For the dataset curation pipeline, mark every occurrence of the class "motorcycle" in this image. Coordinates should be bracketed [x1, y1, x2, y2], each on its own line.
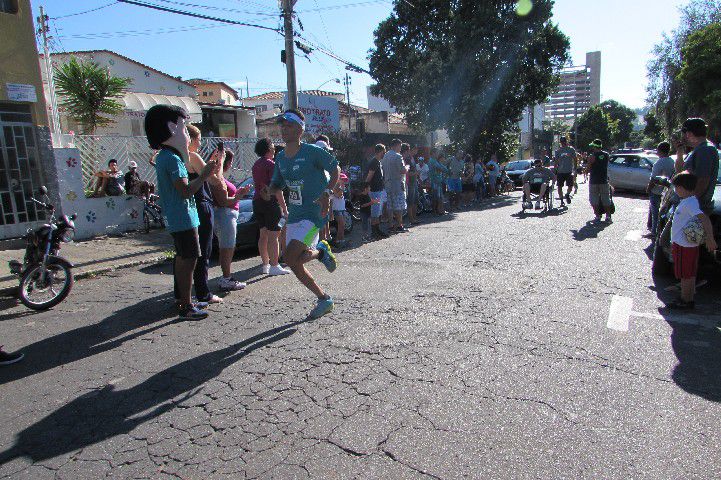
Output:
[8, 186, 77, 310]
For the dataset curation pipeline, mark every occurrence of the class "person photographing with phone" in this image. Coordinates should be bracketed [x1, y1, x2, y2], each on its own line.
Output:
[145, 105, 221, 320]
[268, 110, 341, 320]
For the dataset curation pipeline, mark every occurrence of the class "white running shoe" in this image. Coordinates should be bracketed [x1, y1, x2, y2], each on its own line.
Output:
[261, 264, 270, 274]
[268, 264, 291, 276]
[218, 277, 246, 291]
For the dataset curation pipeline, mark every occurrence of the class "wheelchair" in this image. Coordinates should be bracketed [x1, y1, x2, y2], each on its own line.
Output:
[521, 179, 554, 213]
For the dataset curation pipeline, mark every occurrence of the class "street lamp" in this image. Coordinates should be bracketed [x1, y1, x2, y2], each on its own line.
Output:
[317, 78, 341, 90]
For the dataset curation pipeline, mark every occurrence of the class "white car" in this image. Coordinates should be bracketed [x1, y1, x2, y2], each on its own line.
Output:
[607, 153, 659, 193]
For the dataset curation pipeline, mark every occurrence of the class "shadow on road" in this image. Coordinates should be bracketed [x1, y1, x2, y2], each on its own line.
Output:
[570, 220, 610, 241]
[651, 273, 721, 402]
[0, 319, 304, 464]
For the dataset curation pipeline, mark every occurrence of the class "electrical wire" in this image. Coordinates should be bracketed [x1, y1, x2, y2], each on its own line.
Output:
[153, 0, 277, 17]
[116, 0, 282, 33]
[57, 23, 229, 40]
[51, 2, 119, 20]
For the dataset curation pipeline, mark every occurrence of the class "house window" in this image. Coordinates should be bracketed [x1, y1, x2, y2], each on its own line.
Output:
[207, 91, 213, 96]
[273, 104, 283, 110]
[0, 0, 18, 13]
[202, 92, 208, 97]
[255, 105, 268, 113]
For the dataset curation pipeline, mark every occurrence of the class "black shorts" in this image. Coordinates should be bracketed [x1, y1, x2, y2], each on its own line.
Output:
[171, 228, 201, 259]
[557, 173, 573, 188]
[253, 198, 282, 231]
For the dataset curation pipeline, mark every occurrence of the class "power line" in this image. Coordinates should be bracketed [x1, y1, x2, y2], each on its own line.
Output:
[51, 2, 118, 20]
[153, 0, 277, 17]
[57, 24, 229, 40]
[116, 0, 281, 33]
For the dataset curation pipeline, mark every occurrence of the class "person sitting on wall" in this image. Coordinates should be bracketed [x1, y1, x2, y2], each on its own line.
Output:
[91, 159, 126, 197]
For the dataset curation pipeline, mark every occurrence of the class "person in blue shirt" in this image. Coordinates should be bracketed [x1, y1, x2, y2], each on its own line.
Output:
[269, 110, 341, 320]
[145, 104, 219, 320]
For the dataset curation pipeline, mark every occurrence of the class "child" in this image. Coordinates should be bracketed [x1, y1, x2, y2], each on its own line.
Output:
[330, 183, 347, 245]
[357, 182, 380, 242]
[666, 171, 717, 310]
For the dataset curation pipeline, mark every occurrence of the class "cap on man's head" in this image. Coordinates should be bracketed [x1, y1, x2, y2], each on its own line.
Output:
[681, 118, 708, 137]
[129, 161, 138, 169]
[278, 110, 305, 128]
[589, 139, 603, 148]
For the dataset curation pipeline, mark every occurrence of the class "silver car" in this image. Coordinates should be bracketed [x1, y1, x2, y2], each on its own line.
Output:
[608, 153, 659, 193]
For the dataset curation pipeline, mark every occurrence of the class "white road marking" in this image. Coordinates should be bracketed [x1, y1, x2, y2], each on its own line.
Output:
[607, 295, 633, 332]
[633, 207, 647, 213]
[624, 230, 643, 241]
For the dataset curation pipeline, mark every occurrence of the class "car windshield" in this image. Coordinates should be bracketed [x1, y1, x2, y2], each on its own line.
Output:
[506, 161, 531, 170]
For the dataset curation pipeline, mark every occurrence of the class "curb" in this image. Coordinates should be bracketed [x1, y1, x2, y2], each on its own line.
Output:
[0, 255, 170, 298]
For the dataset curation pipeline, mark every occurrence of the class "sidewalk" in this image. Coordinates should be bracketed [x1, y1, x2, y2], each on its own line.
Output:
[0, 230, 173, 295]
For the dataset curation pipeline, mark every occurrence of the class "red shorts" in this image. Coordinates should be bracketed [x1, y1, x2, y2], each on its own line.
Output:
[672, 243, 700, 280]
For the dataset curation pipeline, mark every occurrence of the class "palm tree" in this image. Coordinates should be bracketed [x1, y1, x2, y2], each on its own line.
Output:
[54, 57, 132, 134]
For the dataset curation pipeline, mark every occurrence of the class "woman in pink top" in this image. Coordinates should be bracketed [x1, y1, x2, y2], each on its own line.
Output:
[210, 151, 252, 291]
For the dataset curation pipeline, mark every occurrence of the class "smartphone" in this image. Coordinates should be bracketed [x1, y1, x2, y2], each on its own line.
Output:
[216, 141, 224, 151]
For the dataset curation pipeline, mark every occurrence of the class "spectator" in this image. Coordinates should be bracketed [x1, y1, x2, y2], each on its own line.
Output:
[647, 141, 675, 238]
[486, 154, 500, 197]
[330, 183, 347, 245]
[461, 154, 475, 207]
[381, 139, 409, 233]
[674, 118, 720, 215]
[145, 104, 219, 320]
[474, 155, 486, 201]
[252, 138, 290, 276]
[209, 150, 253, 291]
[124, 161, 141, 194]
[315, 137, 334, 242]
[585, 139, 612, 223]
[366, 144, 389, 239]
[185, 125, 223, 305]
[417, 156, 430, 188]
[428, 149, 449, 215]
[447, 150, 464, 210]
[91, 159, 125, 197]
[404, 144, 420, 225]
[665, 171, 717, 310]
[356, 182, 378, 242]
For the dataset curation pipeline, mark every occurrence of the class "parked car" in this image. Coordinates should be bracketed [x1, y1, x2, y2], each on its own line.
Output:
[608, 153, 659, 193]
[233, 177, 261, 248]
[503, 160, 534, 187]
[652, 170, 721, 274]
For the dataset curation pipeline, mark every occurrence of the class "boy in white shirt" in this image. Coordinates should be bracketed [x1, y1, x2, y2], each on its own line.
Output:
[330, 184, 347, 246]
[667, 171, 717, 310]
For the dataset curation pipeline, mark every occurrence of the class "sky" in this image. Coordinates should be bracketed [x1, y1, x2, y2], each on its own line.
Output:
[34, 0, 687, 110]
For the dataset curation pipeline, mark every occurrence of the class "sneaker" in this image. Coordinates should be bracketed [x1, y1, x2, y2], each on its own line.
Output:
[190, 297, 209, 309]
[316, 240, 337, 273]
[535, 201, 541, 210]
[565, 193, 572, 203]
[523, 201, 532, 209]
[308, 296, 334, 319]
[604, 215, 613, 223]
[218, 277, 246, 291]
[268, 264, 291, 276]
[0, 348, 24, 366]
[665, 299, 695, 311]
[261, 264, 270, 275]
[397, 226, 410, 233]
[179, 305, 209, 320]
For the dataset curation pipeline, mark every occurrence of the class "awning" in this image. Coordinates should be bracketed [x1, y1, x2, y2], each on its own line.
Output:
[120, 92, 202, 123]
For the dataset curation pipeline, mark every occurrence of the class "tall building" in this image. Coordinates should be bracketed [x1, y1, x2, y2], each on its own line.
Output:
[544, 51, 601, 122]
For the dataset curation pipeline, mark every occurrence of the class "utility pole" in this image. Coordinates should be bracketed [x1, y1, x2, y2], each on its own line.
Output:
[529, 104, 535, 157]
[282, 0, 298, 110]
[245, 76, 249, 98]
[343, 73, 352, 131]
[38, 6, 61, 138]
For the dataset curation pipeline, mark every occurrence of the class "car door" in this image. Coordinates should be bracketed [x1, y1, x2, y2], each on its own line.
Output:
[608, 155, 629, 189]
[622, 156, 643, 191]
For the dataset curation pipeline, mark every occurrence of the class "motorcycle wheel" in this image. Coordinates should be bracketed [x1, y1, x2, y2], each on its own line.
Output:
[18, 263, 74, 310]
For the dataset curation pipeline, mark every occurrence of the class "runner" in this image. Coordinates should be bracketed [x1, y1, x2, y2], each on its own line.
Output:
[554, 136, 577, 207]
[268, 110, 341, 319]
[585, 139, 613, 223]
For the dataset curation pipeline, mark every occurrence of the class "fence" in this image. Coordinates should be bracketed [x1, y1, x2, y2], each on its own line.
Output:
[69, 135, 263, 193]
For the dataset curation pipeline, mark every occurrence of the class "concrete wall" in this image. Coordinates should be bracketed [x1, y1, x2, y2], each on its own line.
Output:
[366, 87, 396, 113]
[0, 0, 49, 126]
[53, 148, 144, 240]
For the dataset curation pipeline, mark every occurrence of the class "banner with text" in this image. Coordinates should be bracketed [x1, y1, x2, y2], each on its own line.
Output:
[286, 93, 341, 135]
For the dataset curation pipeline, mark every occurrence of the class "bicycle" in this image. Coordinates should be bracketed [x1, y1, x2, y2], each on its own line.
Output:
[143, 194, 165, 233]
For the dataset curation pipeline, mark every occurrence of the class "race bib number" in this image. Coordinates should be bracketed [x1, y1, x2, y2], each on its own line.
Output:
[288, 185, 303, 205]
[532, 177, 544, 184]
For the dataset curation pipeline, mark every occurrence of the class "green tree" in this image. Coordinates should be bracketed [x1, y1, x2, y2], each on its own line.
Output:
[368, 0, 569, 158]
[647, 0, 721, 133]
[574, 106, 618, 151]
[643, 110, 664, 145]
[599, 100, 636, 146]
[543, 118, 571, 137]
[54, 57, 131, 134]
[678, 22, 721, 137]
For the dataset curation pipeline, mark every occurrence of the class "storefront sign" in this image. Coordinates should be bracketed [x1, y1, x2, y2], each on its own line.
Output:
[285, 93, 340, 134]
[6, 83, 37, 102]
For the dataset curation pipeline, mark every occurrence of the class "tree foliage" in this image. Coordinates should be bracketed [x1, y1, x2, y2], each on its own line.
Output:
[54, 57, 131, 134]
[368, 0, 569, 158]
[598, 100, 636, 146]
[678, 22, 721, 136]
[646, 0, 721, 134]
[574, 106, 618, 152]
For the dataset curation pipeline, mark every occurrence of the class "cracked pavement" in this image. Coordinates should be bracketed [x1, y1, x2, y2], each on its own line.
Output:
[1, 186, 720, 479]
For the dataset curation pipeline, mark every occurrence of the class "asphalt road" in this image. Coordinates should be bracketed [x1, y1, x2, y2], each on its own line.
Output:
[1, 184, 719, 480]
